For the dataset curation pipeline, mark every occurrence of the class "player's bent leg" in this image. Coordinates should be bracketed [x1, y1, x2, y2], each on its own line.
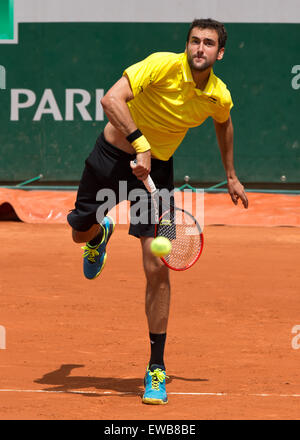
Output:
[140, 237, 170, 405]
[72, 224, 102, 244]
[72, 217, 115, 280]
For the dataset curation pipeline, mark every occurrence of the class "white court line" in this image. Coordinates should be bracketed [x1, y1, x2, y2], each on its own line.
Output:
[0, 389, 300, 398]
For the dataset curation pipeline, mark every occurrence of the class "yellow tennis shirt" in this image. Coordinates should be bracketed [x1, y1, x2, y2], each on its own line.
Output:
[123, 52, 233, 161]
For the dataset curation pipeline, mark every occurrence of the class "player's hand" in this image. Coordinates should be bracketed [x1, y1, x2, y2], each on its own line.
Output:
[130, 150, 151, 181]
[227, 176, 248, 209]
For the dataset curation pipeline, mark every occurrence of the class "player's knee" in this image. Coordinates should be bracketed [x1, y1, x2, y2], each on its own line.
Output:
[144, 259, 169, 285]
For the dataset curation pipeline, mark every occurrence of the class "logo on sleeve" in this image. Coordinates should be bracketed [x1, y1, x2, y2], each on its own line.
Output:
[208, 96, 217, 103]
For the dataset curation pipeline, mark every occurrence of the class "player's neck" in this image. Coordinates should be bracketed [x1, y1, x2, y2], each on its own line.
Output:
[191, 67, 211, 91]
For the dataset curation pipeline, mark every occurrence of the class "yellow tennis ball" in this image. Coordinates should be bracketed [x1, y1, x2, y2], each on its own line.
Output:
[150, 237, 172, 257]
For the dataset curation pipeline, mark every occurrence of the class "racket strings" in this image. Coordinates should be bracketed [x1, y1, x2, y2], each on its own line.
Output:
[157, 208, 202, 270]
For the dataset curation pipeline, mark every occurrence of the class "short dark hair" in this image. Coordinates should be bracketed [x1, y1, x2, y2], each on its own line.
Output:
[186, 18, 228, 49]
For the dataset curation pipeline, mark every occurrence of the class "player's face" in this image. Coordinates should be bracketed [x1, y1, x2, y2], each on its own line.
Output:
[186, 28, 224, 72]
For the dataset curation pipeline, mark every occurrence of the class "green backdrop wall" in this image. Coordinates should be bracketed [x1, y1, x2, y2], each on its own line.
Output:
[0, 23, 299, 183]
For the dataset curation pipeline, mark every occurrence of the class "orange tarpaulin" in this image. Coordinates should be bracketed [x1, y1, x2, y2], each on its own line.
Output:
[0, 188, 299, 227]
[0, 188, 76, 223]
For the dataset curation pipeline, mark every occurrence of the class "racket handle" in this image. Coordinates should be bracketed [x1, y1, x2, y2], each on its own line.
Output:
[130, 159, 157, 194]
[142, 174, 156, 194]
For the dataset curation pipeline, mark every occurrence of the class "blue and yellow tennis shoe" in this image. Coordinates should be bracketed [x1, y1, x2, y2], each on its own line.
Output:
[142, 364, 168, 405]
[81, 216, 115, 280]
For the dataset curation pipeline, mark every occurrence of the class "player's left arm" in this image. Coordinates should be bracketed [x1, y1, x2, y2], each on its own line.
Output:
[213, 116, 248, 209]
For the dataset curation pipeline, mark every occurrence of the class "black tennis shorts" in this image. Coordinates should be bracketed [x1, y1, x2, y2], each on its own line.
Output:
[67, 132, 174, 238]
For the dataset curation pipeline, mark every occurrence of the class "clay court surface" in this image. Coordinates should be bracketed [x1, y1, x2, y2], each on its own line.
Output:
[0, 213, 300, 419]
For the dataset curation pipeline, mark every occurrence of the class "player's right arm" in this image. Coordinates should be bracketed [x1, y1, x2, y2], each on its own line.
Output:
[101, 76, 151, 181]
[101, 76, 136, 137]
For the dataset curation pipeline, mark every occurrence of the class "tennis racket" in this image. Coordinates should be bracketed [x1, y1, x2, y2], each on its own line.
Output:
[131, 160, 204, 271]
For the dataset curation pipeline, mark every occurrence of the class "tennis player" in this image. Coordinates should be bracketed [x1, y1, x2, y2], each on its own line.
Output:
[67, 18, 248, 405]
